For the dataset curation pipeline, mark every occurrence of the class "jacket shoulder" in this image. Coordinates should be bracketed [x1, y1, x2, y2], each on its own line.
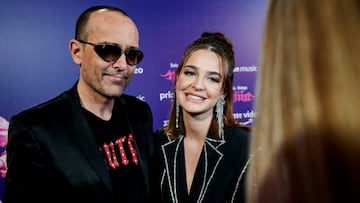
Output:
[153, 127, 171, 146]
[224, 126, 251, 151]
[11, 86, 78, 126]
[119, 94, 153, 119]
[225, 126, 250, 139]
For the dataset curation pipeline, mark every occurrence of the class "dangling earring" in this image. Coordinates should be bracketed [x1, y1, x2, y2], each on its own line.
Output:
[216, 97, 225, 139]
[176, 99, 179, 129]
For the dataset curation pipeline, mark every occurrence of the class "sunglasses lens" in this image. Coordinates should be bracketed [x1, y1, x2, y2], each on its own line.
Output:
[125, 48, 144, 65]
[92, 43, 143, 65]
[94, 44, 122, 62]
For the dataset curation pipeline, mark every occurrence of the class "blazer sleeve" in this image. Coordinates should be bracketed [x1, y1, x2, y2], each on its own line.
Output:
[4, 115, 63, 203]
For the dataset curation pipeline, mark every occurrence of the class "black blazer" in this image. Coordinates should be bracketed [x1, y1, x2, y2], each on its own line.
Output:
[154, 126, 250, 203]
[4, 83, 154, 203]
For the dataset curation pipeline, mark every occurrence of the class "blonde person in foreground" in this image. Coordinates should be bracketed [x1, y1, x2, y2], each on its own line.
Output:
[153, 32, 251, 203]
[247, 0, 360, 203]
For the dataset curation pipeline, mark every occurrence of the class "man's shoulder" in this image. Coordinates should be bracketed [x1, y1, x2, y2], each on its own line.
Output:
[119, 94, 150, 109]
[12, 88, 76, 123]
[118, 94, 153, 120]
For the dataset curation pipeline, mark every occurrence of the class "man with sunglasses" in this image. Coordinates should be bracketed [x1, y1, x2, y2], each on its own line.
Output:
[4, 5, 155, 203]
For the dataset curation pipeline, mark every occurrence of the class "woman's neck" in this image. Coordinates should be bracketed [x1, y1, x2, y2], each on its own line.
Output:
[182, 112, 213, 140]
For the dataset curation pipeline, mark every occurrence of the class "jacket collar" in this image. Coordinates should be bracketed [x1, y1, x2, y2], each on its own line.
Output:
[161, 135, 226, 201]
[63, 82, 113, 193]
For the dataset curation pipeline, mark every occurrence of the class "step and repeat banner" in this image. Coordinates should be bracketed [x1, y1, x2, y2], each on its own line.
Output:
[0, 0, 266, 200]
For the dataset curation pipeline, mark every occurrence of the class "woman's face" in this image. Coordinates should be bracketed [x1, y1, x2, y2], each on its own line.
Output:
[176, 49, 224, 119]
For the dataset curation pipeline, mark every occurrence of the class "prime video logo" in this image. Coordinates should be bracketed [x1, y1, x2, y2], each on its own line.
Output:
[160, 90, 174, 101]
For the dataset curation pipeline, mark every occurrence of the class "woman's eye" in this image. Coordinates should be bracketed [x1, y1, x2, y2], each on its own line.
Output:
[209, 77, 220, 83]
[184, 71, 195, 76]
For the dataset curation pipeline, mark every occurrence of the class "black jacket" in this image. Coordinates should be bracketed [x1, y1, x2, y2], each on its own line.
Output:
[4, 83, 154, 203]
[154, 126, 250, 203]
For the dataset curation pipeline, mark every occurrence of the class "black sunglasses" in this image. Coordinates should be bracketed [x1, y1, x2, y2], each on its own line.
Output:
[77, 40, 143, 65]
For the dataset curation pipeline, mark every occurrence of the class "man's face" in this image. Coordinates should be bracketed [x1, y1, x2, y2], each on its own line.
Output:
[78, 10, 140, 99]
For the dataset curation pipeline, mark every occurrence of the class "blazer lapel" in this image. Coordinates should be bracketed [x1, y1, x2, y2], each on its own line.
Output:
[198, 138, 225, 201]
[65, 85, 112, 194]
[69, 110, 112, 192]
[161, 136, 184, 202]
[161, 136, 226, 202]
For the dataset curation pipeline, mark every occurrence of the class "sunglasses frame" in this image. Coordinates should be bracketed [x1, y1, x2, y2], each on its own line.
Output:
[77, 39, 143, 65]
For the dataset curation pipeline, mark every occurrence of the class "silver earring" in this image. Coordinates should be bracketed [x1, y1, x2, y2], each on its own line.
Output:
[216, 98, 225, 139]
[176, 99, 179, 129]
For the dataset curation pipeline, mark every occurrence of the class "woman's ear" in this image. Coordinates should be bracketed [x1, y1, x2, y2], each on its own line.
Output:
[220, 92, 226, 100]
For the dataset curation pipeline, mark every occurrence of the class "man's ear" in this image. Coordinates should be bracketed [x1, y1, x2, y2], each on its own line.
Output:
[69, 39, 82, 65]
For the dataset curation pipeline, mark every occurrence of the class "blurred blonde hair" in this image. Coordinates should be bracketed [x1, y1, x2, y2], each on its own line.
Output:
[247, 0, 360, 202]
